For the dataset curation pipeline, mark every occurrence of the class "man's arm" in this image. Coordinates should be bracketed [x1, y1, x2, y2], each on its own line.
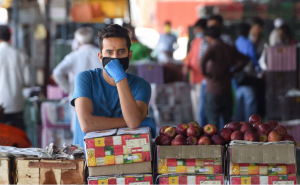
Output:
[231, 47, 249, 73]
[53, 55, 73, 93]
[74, 97, 127, 133]
[200, 47, 212, 76]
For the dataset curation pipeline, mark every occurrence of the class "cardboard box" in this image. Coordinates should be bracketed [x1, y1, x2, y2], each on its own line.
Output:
[230, 175, 297, 185]
[0, 157, 10, 184]
[228, 141, 296, 176]
[84, 127, 152, 167]
[158, 174, 224, 185]
[156, 145, 224, 175]
[88, 174, 153, 185]
[13, 157, 86, 184]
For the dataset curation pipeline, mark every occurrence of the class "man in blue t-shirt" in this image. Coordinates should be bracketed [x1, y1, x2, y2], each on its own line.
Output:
[71, 24, 153, 148]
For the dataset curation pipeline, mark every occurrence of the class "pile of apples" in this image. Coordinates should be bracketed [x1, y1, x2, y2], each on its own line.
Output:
[155, 114, 295, 146]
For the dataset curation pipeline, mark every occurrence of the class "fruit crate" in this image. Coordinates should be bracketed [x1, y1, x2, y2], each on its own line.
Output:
[281, 96, 300, 120]
[157, 174, 225, 185]
[230, 175, 297, 185]
[88, 174, 153, 185]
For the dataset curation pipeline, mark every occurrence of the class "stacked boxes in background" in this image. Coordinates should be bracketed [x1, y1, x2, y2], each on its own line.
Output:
[228, 141, 298, 185]
[155, 145, 225, 184]
[84, 127, 153, 177]
[88, 174, 153, 185]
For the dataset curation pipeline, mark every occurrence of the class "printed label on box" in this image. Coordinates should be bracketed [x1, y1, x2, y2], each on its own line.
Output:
[199, 168, 210, 172]
[272, 168, 282, 172]
[273, 181, 294, 185]
[126, 138, 147, 148]
[200, 180, 221, 185]
[129, 182, 150, 185]
[127, 156, 138, 160]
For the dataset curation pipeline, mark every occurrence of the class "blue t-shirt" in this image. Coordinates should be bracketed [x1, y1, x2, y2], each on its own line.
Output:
[71, 68, 152, 148]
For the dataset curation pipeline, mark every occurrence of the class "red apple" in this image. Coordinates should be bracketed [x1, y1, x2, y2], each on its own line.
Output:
[203, 124, 218, 137]
[164, 127, 177, 138]
[198, 136, 211, 145]
[240, 121, 249, 125]
[240, 123, 255, 133]
[187, 126, 201, 138]
[186, 136, 198, 145]
[249, 114, 262, 124]
[282, 135, 294, 141]
[176, 123, 189, 136]
[155, 135, 164, 145]
[258, 124, 273, 135]
[211, 135, 226, 145]
[259, 134, 268, 142]
[254, 121, 264, 130]
[188, 121, 199, 127]
[226, 122, 241, 132]
[268, 131, 283, 142]
[199, 135, 207, 139]
[231, 131, 244, 141]
[275, 125, 288, 136]
[160, 135, 172, 145]
[266, 120, 279, 130]
[171, 135, 186, 145]
[159, 126, 169, 135]
[244, 131, 259, 142]
[219, 128, 232, 143]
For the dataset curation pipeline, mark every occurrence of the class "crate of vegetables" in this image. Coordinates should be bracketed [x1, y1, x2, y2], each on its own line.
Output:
[155, 121, 225, 175]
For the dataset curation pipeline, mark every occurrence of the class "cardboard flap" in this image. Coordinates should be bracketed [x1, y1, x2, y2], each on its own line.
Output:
[84, 129, 117, 139]
[117, 127, 150, 135]
[159, 145, 222, 159]
[231, 144, 295, 164]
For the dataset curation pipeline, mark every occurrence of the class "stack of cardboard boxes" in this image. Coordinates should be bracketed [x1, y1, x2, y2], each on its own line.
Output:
[155, 145, 225, 184]
[228, 141, 298, 184]
[84, 127, 153, 184]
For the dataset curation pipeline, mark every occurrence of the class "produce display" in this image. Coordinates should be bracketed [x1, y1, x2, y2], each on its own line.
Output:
[230, 175, 297, 185]
[88, 174, 153, 185]
[158, 174, 224, 185]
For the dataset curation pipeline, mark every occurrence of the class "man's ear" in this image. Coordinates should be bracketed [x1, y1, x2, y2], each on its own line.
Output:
[129, 50, 133, 61]
[98, 52, 103, 62]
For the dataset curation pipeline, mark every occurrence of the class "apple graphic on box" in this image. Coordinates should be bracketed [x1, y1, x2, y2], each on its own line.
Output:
[259, 134, 268, 142]
[198, 136, 211, 145]
[268, 131, 282, 142]
[240, 123, 255, 133]
[226, 122, 241, 132]
[258, 124, 273, 135]
[176, 123, 189, 136]
[219, 128, 232, 143]
[171, 135, 186, 145]
[186, 136, 198, 145]
[164, 127, 177, 138]
[159, 126, 169, 135]
[249, 114, 262, 124]
[244, 131, 259, 142]
[282, 135, 294, 141]
[211, 135, 226, 145]
[203, 124, 218, 137]
[266, 120, 279, 130]
[231, 131, 244, 141]
[187, 126, 201, 138]
[160, 135, 172, 145]
[275, 125, 288, 136]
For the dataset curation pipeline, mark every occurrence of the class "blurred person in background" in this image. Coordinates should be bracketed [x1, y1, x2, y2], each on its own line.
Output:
[0, 25, 30, 131]
[53, 27, 102, 133]
[155, 21, 178, 63]
[183, 18, 207, 122]
[269, 18, 284, 47]
[249, 17, 265, 58]
[201, 26, 248, 128]
[234, 23, 260, 121]
[277, 24, 296, 46]
[123, 24, 152, 63]
[198, 15, 233, 129]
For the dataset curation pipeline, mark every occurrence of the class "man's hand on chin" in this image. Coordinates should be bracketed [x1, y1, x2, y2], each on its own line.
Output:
[104, 59, 127, 84]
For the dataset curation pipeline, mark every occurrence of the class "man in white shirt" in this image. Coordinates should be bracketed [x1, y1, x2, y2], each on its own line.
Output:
[0, 25, 30, 131]
[53, 27, 102, 132]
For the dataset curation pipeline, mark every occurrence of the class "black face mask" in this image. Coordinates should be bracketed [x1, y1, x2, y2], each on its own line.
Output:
[102, 57, 130, 71]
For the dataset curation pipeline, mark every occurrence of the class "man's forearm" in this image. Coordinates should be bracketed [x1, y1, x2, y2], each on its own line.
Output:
[81, 115, 127, 133]
[116, 78, 145, 129]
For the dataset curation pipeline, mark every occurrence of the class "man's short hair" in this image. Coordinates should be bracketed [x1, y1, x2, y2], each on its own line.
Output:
[165, 21, 171, 26]
[205, 26, 221, 39]
[208, 15, 224, 25]
[194, 19, 207, 30]
[252, 17, 264, 27]
[98, 24, 131, 52]
[75, 27, 94, 45]
[0, 25, 11, 41]
[238, 23, 251, 37]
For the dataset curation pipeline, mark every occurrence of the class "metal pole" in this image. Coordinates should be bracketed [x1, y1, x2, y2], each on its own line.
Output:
[12, 0, 18, 47]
